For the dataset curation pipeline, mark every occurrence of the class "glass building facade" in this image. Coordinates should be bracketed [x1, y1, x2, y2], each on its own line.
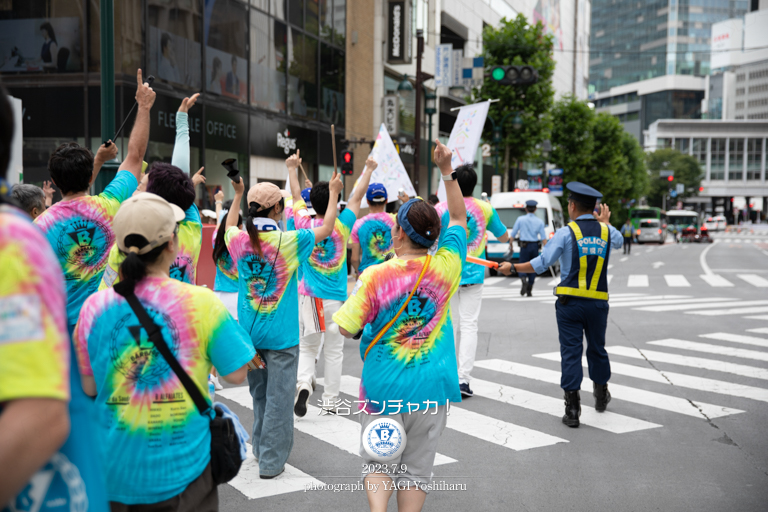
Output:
[0, 0, 346, 206]
[590, 0, 749, 93]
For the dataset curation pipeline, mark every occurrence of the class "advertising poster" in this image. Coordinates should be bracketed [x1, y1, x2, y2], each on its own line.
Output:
[547, 168, 563, 196]
[148, 26, 202, 89]
[0, 17, 81, 73]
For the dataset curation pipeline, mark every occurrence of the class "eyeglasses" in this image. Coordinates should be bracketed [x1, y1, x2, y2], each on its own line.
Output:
[173, 223, 180, 236]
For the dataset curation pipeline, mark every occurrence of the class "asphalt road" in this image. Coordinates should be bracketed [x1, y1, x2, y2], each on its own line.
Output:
[217, 228, 768, 512]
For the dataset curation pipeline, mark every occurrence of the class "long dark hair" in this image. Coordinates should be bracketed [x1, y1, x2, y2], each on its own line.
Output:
[40, 22, 57, 44]
[212, 213, 242, 265]
[113, 235, 168, 297]
[246, 198, 284, 258]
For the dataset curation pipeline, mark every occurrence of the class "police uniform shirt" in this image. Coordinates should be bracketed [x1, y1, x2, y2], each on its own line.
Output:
[530, 214, 623, 276]
[511, 213, 547, 242]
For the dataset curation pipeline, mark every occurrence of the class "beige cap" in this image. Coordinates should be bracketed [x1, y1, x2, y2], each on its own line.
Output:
[113, 192, 185, 255]
[247, 182, 289, 211]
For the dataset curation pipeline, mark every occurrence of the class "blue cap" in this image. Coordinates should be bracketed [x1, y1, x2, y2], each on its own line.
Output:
[301, 187, 312, 207]
[566, 181, 603, 200]
[525, 200, 538, 207]
[366, 183, 388, 203]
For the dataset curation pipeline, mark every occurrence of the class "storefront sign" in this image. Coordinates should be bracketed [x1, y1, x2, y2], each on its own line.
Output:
[277, 129, 297, 154]
[387, 1, 410, 64]
[435, 44, 453, 87]
[250, 115, 318, 162]
[383, 95, 399, 136]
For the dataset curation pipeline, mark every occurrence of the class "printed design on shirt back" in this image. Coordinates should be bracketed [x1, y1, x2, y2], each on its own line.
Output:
[57, 217, 112, 271]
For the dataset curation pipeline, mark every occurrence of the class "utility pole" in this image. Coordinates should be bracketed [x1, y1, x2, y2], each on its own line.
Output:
[413, 29, 424, 193]
[97, 0, 119, 191]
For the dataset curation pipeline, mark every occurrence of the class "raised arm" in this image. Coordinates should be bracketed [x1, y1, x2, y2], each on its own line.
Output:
[121, 69, 156, 183]
[312, 172, 343, 243]
[171, 93, 199, 174]
[91, 141, 119, 184]
[226, 177, 245, 231]
[214, 189, 224, 227]
[286, 151, 303, 207]
[346, 157, 378, 218]
[433, 139, 466, 229]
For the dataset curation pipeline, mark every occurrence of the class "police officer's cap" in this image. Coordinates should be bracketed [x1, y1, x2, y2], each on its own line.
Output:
[566, 182, 603, 203]
[525, 200, 538, 207]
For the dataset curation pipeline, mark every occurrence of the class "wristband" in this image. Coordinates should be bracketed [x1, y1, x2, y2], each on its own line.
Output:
[215, 200, 223, 205]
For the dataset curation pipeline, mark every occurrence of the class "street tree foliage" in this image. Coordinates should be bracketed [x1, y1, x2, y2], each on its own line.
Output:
[473, 14, 556, 170]
[550, 95, 648, 226]
[645, 149, 703, 209]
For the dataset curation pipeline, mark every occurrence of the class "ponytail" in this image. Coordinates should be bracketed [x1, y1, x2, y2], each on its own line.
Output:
[245, 198, 284, 258]
[113, 235, 169, 297]
[212, 213, 241, 265]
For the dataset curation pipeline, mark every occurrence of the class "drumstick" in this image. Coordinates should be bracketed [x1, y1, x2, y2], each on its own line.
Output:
[299, 162, 309, 184]
[331, 124, 338, 177]
[466, 255, 499, 269]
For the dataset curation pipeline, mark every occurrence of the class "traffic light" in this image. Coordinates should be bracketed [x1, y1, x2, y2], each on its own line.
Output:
[341, 149, 354, 175]
[489, 65, 538, 85]
[667, 175, 674, 182]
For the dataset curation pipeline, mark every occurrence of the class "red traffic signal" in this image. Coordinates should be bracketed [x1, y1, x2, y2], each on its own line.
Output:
[667, 176, 674, 182]
[341, 150, 354, 175]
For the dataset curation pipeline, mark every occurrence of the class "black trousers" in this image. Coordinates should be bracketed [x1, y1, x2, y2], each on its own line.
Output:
[623, 237, 632, 254]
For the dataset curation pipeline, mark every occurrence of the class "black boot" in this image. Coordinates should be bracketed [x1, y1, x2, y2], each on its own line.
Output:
[520, 279, 527, 296]
[562, 390, 581, 428]
[593, 383, 611, 412]
[526, 282, 533, 297]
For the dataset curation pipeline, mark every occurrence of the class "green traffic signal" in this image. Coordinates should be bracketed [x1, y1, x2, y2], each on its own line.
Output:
[491, 67, 505, 81]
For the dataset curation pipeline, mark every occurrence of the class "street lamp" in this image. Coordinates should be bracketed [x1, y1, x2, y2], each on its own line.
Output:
[397, 75, 413, 98]
[511, 113, 523, 131]
[425, 89, 437, 196]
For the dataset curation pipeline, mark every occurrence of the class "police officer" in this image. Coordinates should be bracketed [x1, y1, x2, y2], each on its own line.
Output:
[499, 182, 623, 428]
[510, 199, 547, 297]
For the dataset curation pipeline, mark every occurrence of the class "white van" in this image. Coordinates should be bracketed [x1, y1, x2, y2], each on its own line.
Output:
[486, 190, 565, 276]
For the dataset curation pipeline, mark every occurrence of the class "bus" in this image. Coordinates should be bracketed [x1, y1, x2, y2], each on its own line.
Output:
[666, 210, 700, 239]
[629, 206, 666, 231]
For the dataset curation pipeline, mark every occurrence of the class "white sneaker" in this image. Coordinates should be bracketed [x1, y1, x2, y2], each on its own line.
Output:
[211, 375, 223, 391]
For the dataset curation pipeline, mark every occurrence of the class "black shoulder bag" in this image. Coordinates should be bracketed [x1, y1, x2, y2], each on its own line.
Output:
[122, 292, 242, 485]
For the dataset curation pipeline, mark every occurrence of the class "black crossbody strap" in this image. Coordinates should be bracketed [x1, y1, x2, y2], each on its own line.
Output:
[123, 292, 212, 418]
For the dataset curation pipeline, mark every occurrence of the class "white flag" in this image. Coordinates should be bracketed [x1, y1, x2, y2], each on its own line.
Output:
[437, 100, 491, 202]
[349, 124, 417, 209]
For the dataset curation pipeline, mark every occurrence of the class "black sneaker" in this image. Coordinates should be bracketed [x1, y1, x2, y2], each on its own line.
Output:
[460, 383, 473, 398]
[294, 384, 311, 417]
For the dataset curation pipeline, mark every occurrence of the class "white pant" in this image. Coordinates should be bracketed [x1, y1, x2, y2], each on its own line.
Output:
[451, 283, 484, 385]
[214, 291, 238, 320]
[297, 296, 344, 403]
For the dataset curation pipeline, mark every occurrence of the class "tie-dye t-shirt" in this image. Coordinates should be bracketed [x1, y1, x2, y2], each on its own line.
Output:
[35, 171, 138, 325]
[293, 199, 356, 301]
[333, 225, 467, 415]
[350, 212, 396, 274]
[225, 227, 315, 350]
[99, 205, 202, 290]
[436, 197, 506, 285]
[1, 204, 110, 512]
[73, 277, 255, 504]
[212, 226, 238, 292]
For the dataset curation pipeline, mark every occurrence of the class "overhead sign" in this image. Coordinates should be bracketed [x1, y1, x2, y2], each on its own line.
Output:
[435, 44, 453, 87]
[659, 170, 674, 178]
[383, 95, 399, 136]
[437, 100, 491, 201]
[387, 1, 411, 64]
[676, 183, 685, 195]
[349, 124, 416, 208]
[710, 18, 743, 69]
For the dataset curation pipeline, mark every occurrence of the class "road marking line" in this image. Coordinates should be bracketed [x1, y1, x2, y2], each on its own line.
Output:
[664, 275, 691, 287]
[475, 359, 742, 419]
[636, 300, 768, 312]
[700, 332, 768, 348]
[607, 345, 768, 381]
[620, 256, 628, 262]
[607, 275, 613, 284]
[737, 274, 768, 287]
[609, 297, 736, 309]
[627, 275, 649, 287]
[747, 327, 768, 335]
[609, 295, 689, 302]
[231, 442, 324, 499]
[647, 339, 768, 363]
[688, 306, 768, 316]
[330, 376, 568, 450]
[535, 351, 768, 403]
[700, 274, 734, 287]
[483, 277, 507, 286]
[547, 277, 561, 286]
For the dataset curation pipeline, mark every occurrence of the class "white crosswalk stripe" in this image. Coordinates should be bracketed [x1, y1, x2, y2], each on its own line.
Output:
[699, 332, 768, 349]
[745, 315, 768, 320]
[474, 359, 742, 419]
[664, 274, 691, 287]
[699, 274, 734, 287]
[747, 328, 768, 335]
[607, 345, 768, 381]
[736, 274, 768, 287]
[635, 299, 768, 313]
[230, 444, 324, 498]
[647, 339, 768, 363]
[627, 274, 649, 287]
[534, 352, 768, 403]
[608, 297, 736, 309]
[688, 306, 768, 316]
[330, 376, 569, 450]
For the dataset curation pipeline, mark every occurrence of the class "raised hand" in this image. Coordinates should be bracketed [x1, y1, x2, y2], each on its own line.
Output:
[136, 69, 156, 109]
[232, 174, 245, 195]
[329, 170, 343, 196]
[304, 178, 313, 189]
[365, 156, 378, 172]
[95, 140, 119, 163]
[192, 167, 206, 187]
[594, 203, 612, 224]
[433, 139, 453, 172]
[286, 149, 301, 169]
[178, 93, 200, 114]
[42, 181, 55, 205]
[214, 189, 224, 202]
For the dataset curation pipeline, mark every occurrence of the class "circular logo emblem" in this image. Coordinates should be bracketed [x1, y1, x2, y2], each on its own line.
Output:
[363, 418, 407, 462]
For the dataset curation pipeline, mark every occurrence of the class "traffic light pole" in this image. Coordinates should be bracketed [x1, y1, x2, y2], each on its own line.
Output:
[413, 30, 424, 193]
[96, 0, 119, 193]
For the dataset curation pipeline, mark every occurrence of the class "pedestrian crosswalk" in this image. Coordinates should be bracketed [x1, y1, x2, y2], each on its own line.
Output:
[484, 272, 768, 290]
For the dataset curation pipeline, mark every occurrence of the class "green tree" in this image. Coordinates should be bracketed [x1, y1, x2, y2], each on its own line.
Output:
[473, 15, 556, 180]
[549, 96, 648, 225]
[646, 149, 702, 209]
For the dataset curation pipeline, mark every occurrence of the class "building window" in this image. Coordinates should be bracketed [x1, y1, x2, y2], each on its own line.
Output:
[748, 98, 768, 108]
[205, 0, 248, 104]
[736, 88, 745, 96]
[288, 28, 318, 119]
[250, 9, 288, 113]
[736, 74, 746, 82]
[728, 138, 744, 181]
[675, 138, 689, 154]
[747, 138, 763, 180]
[657, 138, 672, 150]
[320, 43, 344, 126]
[748, 69, 768, 80]
[736, 101, 745, 110]
[148, 0, 203, 90]
[749, 84, 768, 94]
[710, 138, 726, 180]
[692, 139, 707, 169]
